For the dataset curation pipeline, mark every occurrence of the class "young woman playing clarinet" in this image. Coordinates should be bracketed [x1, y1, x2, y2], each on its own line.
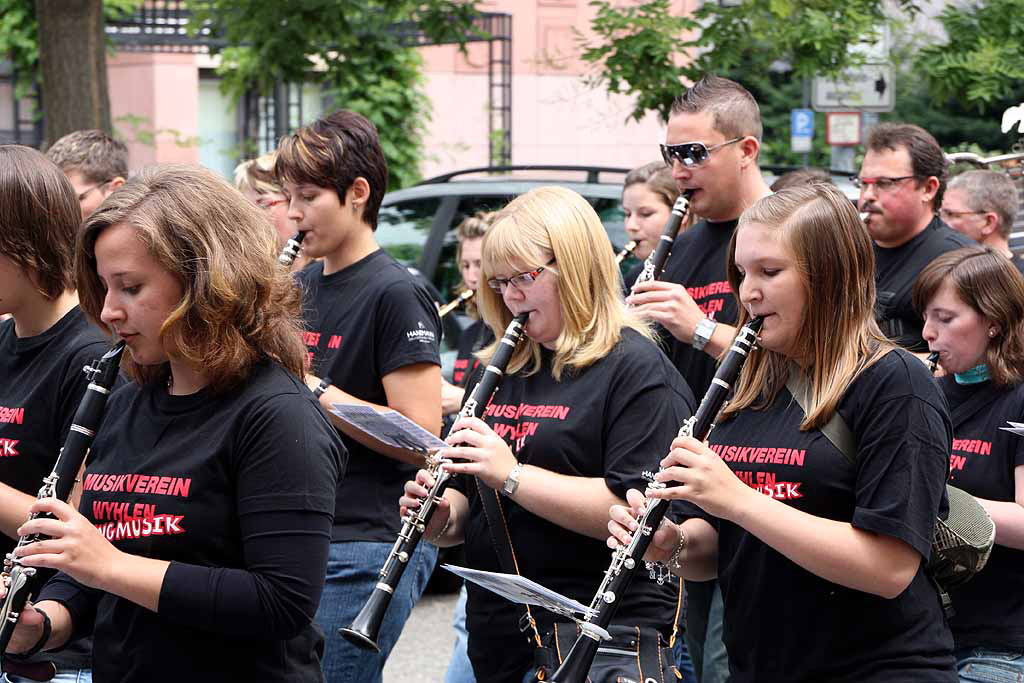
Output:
[620, 161, 686, 291]
[609, 184, 957, 682]
[0, 145, 109, 682]
[401, 186, 696, 683]
[1, 165, 345, 682]
[916, 246, 1024, 681]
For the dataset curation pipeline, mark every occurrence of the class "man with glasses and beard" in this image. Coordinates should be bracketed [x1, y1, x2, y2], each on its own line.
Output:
[626, 73, 772, 683]
[857, 123, 974, 352]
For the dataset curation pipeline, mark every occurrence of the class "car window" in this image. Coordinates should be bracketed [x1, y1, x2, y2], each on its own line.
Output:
[376, 197, 441, 265]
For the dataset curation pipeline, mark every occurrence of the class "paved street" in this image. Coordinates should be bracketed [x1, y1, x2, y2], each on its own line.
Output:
[384, 592, 459, 682]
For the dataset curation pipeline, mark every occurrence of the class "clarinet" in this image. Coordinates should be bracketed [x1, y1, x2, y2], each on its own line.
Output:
[627, 191, 692, 296]
[438, 289, 475, 319]
[614, 240, 638, 265]
[277, 231, 306, 267]
[926, 351, 940, 373]
[0, 341, 125, 681]
[340, 313, 530, 651]
[550, 317, 763, 683]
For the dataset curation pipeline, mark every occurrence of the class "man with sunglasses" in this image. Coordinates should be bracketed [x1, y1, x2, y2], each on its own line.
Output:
[627, 74, 771, 683]
[45, 129, 128, 220]
[858, 123, 974, 352]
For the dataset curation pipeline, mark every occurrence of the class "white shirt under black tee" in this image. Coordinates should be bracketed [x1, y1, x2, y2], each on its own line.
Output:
[297, 249, 442, 543]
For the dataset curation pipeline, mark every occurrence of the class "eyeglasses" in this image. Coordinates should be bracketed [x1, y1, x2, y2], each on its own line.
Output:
[660, 137, 744, 168]
[851, 175, 917, 192]
[256, 196, 288, 210]
[77, 179, 111, 202]
[487, 259, 555, 293]
[938, 208, 985, 221]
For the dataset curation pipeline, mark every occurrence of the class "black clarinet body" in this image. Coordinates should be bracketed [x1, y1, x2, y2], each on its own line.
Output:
[627, 191, 692, 296]
[550, 318, 762, 683]
[340, 313, 530, 651]
[277, 231, 306, 267]
[0, 341, 125, 681]
[926, 351, 940, 374]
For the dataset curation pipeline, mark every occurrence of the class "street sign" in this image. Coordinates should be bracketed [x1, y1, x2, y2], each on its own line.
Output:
[812, 64, 894, 112]
[826, 112, 861, 146]
[791, 108, 814, 153]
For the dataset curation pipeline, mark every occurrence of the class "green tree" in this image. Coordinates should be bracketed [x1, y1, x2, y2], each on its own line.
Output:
[189, 0, 481, 189]
[914, 0, 1024, 114]
[580, 0, 919, 124]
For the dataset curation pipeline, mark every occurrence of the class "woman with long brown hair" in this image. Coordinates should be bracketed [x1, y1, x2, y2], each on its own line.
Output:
[1, 165, 345, 682]
[609, 184, 956, 682]
[915, 247, 1024, 681]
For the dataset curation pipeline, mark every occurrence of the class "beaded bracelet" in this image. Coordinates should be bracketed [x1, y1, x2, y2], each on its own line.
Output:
[428, 514, 453, 544]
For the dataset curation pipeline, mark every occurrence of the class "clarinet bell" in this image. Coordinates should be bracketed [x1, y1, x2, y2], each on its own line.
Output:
[338, 587, 391, 652]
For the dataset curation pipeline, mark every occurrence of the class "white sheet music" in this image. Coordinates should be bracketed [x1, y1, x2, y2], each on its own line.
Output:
[329, 404, 448, 453]
[1000, 421, 1024, 436]
[441, 564, 595, 619]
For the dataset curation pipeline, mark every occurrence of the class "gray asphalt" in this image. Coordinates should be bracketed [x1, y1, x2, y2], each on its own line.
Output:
[383, 592, 459, 682]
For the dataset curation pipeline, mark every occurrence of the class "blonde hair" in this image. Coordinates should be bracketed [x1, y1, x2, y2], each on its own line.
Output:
[722, 185, 895, 429]
[233, 152, 283, 196]
[476, 186, 653, 379]
[75, 164, 306, 392]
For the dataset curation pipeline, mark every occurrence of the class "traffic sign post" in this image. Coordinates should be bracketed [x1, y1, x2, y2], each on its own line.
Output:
[812, 65, 894, 112]
[791, 108, 814, 154]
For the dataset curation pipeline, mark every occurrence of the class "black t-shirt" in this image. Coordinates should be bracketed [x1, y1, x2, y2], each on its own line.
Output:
[40, 361, 344, 682]
[0, 307, 110, 671]
[874, 216, 974, 352]
[658, 219, 740, 398]
[691, 351, 955, 682]
[452, 319, 493, 388]
[939, 376, 1024, 650]
[297, 250, 441, 542]
[451, 329, 696, 683]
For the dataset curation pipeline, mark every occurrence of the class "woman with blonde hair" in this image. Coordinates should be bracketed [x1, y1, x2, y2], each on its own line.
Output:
[401, 186, 695, 682]
[234, 152, 308, 271]
[1, 165, 345, 682]
[915, 247, 1024, 681]
[609, 184, 957, 682]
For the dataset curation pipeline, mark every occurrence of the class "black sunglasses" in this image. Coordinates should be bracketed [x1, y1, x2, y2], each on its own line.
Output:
[660, 137, 744, 168]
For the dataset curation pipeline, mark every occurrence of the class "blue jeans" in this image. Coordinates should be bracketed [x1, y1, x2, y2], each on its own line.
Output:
[684, 580, 730, 683]
[673, 632, 698, 683]
[444, 584, 475, 683]
[6, 669, 91, 683]
[955, 647, 1024, 683]
[315, 540, 438, 683]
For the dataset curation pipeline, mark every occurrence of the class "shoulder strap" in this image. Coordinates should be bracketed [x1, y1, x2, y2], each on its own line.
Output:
[949, 383, 1010, 430]
[786, 366, 857, 465]
[475, 478, 544, 648]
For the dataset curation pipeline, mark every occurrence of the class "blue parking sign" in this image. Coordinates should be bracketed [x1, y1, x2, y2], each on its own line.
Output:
[791, 108, 814, 152]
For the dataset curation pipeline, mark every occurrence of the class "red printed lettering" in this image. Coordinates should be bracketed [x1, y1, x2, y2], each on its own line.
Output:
[0, 439, 19, 457]
[0, 406, 24, 424]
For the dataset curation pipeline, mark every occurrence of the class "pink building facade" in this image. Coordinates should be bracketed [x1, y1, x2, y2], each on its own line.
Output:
[100, 1, 695, 181]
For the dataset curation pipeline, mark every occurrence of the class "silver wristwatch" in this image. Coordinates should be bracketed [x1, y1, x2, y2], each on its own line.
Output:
[501, 462, 524, 497]
[692, 317, 717, 351]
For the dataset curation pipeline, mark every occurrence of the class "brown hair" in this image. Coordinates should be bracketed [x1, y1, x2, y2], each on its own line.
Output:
[723, 185, 895, 429]
[671, 74, 763, 142]
[75, 164, 306, 391]
[866, 122, 948, 210]
[770, 168, 833, 192]
[0, 145, 81, 299]
[477, 186, 653, 380]
[274, 110, 388, 228]
[913, 246, 1024, 386]
[455, 210, 496, 318]
[624, 161, 679, 208]
[45, 129, 129, 184]
[948, 170, 1020, 238]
